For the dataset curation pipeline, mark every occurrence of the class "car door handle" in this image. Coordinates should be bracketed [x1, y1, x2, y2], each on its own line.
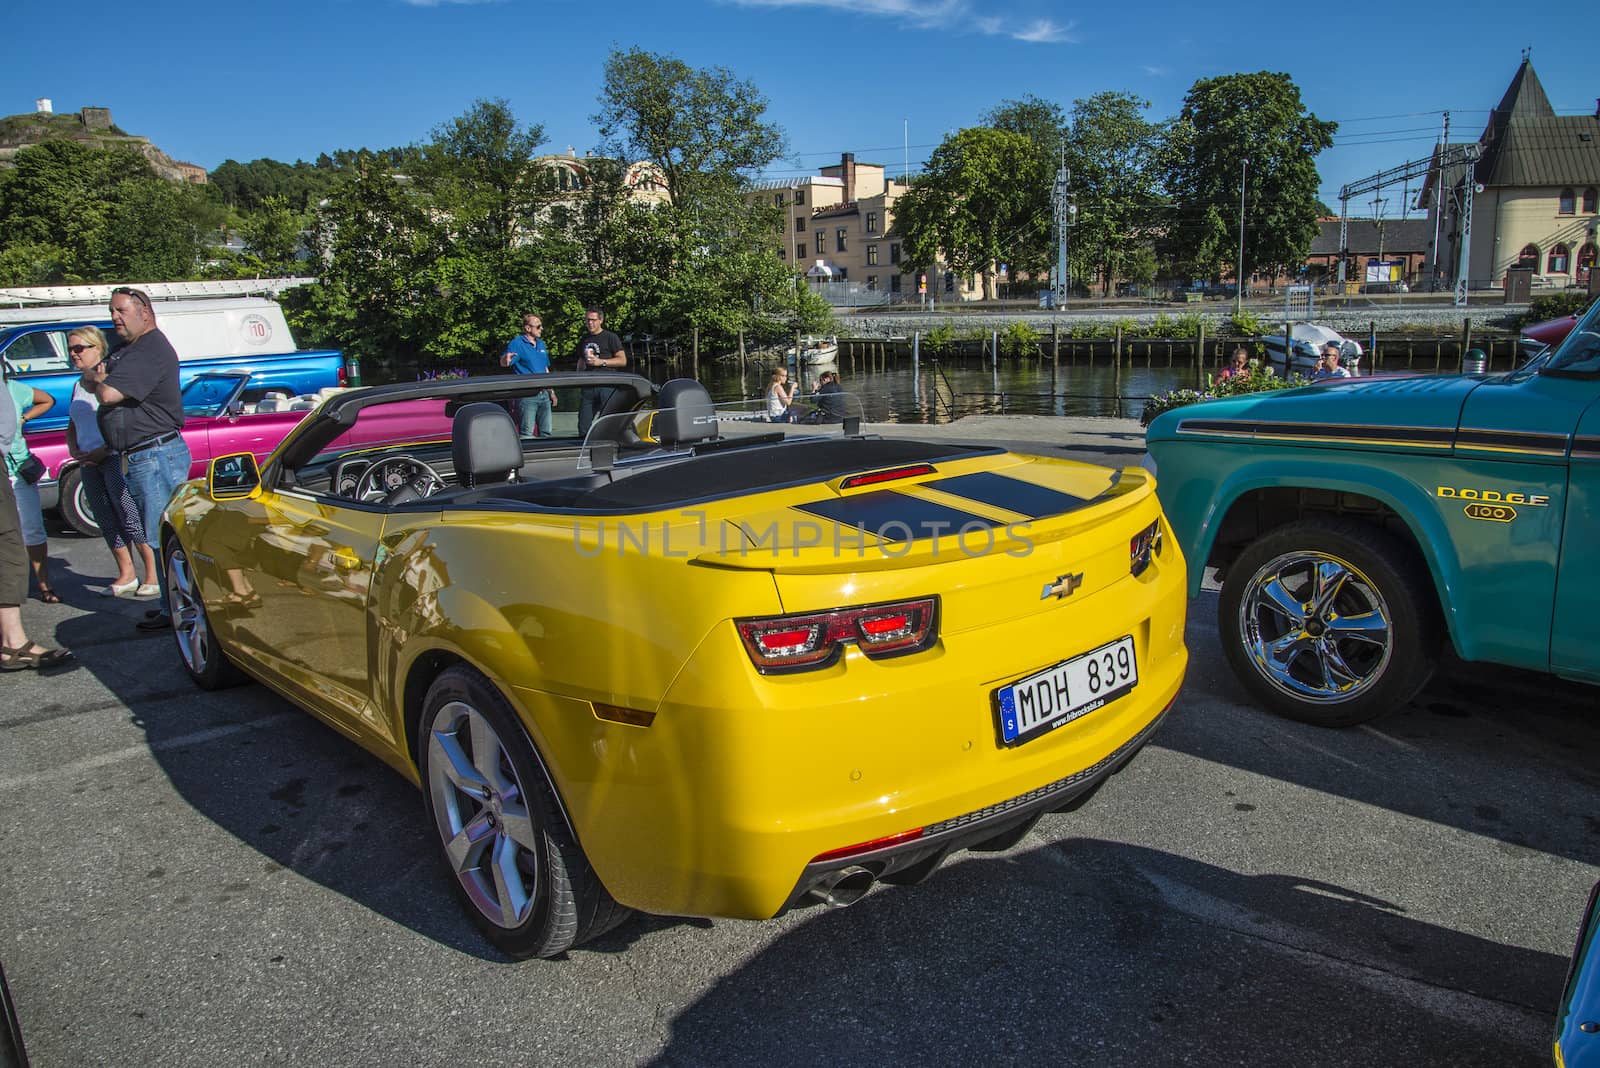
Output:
[331, 548, 363, 571]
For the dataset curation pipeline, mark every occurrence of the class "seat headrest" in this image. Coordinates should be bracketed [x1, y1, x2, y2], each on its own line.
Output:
[451, 402, 523, 488]
[654, 379, 718, 447]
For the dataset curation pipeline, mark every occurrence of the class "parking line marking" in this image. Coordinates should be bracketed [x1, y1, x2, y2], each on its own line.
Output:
[1357, 725, 1421, 752]
[0, 713, 299, 791]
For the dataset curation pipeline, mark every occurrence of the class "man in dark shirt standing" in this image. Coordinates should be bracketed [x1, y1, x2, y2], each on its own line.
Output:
[83, 287, 191, 632]
[574, 306, 626, 438]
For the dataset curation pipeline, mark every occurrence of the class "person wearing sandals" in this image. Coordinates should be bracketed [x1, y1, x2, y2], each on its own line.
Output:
[3, 362, 60, 604]
[0, 377, 71, 670]
[65, 327, 159, 598]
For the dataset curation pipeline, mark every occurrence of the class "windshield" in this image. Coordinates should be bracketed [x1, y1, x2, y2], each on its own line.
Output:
[1542, 297, 1600, 375]
[181, 374, 250, 417]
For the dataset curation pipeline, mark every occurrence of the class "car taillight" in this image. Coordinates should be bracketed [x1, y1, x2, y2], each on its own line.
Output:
[839, 463, 936, 489]
[1130, 520, 1163, 577]
[735, 596, 939, 673]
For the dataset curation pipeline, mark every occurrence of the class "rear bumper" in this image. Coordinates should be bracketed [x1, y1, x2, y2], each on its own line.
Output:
[776, 695, 1175, 914]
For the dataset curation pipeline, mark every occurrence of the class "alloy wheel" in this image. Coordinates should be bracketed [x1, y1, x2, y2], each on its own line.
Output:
[426, 701, 543, 930]
[1237, 550, 1394, 704]
[166, 548, 213, 675]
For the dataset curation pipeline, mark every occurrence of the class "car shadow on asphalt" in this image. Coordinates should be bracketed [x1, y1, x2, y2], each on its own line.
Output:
[643, 837, 1555, 1066]
[1164, 592, 1600, 869]
[46, 608, 694, 963]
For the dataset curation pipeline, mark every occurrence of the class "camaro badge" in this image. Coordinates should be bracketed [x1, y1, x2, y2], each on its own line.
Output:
[1041, 572, 1084, 600]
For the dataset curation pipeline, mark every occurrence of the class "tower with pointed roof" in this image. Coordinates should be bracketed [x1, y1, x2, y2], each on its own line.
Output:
[1426, 57, 1600, 293]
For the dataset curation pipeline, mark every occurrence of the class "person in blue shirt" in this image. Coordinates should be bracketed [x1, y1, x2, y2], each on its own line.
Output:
[1311, 341, 1351, 380]
[501, 313, 556, 436]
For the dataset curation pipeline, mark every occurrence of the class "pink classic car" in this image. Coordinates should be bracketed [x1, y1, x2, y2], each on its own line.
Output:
[30, 372, 452, 537]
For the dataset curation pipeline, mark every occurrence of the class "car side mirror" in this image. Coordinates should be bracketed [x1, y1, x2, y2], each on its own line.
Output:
[209, 452, 261, 500]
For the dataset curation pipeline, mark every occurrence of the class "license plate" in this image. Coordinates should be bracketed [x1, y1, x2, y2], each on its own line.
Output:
[995, 636, 1138, 746]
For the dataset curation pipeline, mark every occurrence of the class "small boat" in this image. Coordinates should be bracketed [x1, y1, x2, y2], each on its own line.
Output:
[786, 335, 839, 366]
[1259, 323, 1363, 375]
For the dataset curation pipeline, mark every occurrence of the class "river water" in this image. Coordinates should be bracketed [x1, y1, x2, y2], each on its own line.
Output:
[692, 357, 1198, 423]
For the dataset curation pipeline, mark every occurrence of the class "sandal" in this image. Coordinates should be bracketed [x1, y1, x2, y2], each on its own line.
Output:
[36, 588, 61, 605]
[0, 644, 74, 671]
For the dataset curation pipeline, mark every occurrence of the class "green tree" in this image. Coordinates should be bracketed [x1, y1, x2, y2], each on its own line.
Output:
[0, 140, 212, 284]
[980, 95, 1067, 279]
[416, 98, 548, 254]
[1067, 92, 1168, 296]
[1163, 72, 1335, 283]
[237, 195, 306, 275]
[891, 127, 1048, 300]
[589, 48, 800, 349]
[288, 151, 437, 362]
[593, 47, 786, 210]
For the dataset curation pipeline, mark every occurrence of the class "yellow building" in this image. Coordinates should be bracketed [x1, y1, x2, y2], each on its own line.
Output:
[751, 153, 979, 302]
[1421, 60, 1600, 291]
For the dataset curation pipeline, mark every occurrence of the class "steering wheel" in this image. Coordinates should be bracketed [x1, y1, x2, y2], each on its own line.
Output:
[353, 455, 445, 503]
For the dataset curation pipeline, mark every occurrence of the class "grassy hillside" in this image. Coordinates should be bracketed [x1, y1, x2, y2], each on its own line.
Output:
[0, 111, 131, 149]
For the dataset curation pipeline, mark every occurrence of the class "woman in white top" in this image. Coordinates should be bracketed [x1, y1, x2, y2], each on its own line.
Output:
[766, 366, 795, 423]
[65, 327, 158, 597]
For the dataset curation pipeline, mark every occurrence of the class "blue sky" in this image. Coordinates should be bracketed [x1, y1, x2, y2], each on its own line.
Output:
[6, 0, 1595, 216]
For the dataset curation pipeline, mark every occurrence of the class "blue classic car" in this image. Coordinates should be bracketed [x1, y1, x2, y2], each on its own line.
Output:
[1145, 298, 1600, 726]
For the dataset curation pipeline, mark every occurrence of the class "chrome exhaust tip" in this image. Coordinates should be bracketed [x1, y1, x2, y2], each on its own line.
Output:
[813, 866, 876, 908]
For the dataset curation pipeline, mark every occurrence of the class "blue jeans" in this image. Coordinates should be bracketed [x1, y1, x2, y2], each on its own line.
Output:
[518, 392, 552, 437]
[578, 386, 618, 439]
[123, 436, 192, 612]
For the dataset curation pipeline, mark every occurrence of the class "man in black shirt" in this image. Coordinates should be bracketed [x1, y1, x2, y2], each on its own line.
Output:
[84, 287, 192, 632]
[574, 307, 626, 438]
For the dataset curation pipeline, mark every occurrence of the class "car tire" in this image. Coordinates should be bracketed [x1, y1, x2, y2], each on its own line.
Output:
[57, 466, 101, 538]
[1218, 518, 1441, 727]
[419, 665, 631, 959]
[164, 538, 249, 691]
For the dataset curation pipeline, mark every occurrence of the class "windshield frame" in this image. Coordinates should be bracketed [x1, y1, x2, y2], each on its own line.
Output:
[1539, 296, 1600, 377]
[179, 372, 252, 418]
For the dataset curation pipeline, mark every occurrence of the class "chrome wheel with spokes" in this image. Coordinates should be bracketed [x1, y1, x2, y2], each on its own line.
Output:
[427, 700, 543, 931]
[1238, 551, 1392, 704]
[164, 539, 247, 691]
[418, 665, 630, 958]
[1219, 518, 1440, 727]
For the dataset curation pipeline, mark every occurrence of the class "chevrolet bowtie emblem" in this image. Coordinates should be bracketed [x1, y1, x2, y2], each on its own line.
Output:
[1041, 572, 1084, 600]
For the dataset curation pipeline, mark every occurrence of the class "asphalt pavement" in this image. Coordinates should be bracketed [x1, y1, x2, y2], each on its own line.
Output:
[1, 417, 1596, 1066]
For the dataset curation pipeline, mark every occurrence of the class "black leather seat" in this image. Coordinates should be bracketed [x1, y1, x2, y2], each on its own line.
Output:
[654, 379, 718, 449]
[451, 402, 524, 489]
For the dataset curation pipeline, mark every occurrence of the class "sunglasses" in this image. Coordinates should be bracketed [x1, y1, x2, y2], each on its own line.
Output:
[110, 286, 151, 310]
[68, 344, 100, 355]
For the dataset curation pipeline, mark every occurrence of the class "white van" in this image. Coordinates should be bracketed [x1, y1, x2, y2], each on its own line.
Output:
[0, 296, 298, 369]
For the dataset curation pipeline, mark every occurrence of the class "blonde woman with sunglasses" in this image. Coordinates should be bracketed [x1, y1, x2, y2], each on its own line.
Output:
[66, 327, 158, 597]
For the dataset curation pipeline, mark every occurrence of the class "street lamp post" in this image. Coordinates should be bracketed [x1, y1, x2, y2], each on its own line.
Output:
[1235, 159, 1248, 317]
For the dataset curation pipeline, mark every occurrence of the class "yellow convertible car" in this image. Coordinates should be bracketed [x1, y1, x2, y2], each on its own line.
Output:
[157, 372, 1188, 958]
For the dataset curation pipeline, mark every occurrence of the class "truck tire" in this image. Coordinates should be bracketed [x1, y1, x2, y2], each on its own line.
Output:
[1218, 517, 1441, 727]
[56, 466, 101, 538]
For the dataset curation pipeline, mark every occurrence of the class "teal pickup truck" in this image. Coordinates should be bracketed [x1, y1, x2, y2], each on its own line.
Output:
[1145, 301, 1600, 726]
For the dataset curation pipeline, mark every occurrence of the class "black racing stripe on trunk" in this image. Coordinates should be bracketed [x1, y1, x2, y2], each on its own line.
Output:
[926, 471, 1093, 519]
[796, 491, 1000, 542]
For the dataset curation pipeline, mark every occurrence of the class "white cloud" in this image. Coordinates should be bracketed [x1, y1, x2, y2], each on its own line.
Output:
[1009, 18, 1073, 44]
[1141, 64, 1167, 76]
[400, 0, 500, 7]
[725, 0, 1073, 43]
